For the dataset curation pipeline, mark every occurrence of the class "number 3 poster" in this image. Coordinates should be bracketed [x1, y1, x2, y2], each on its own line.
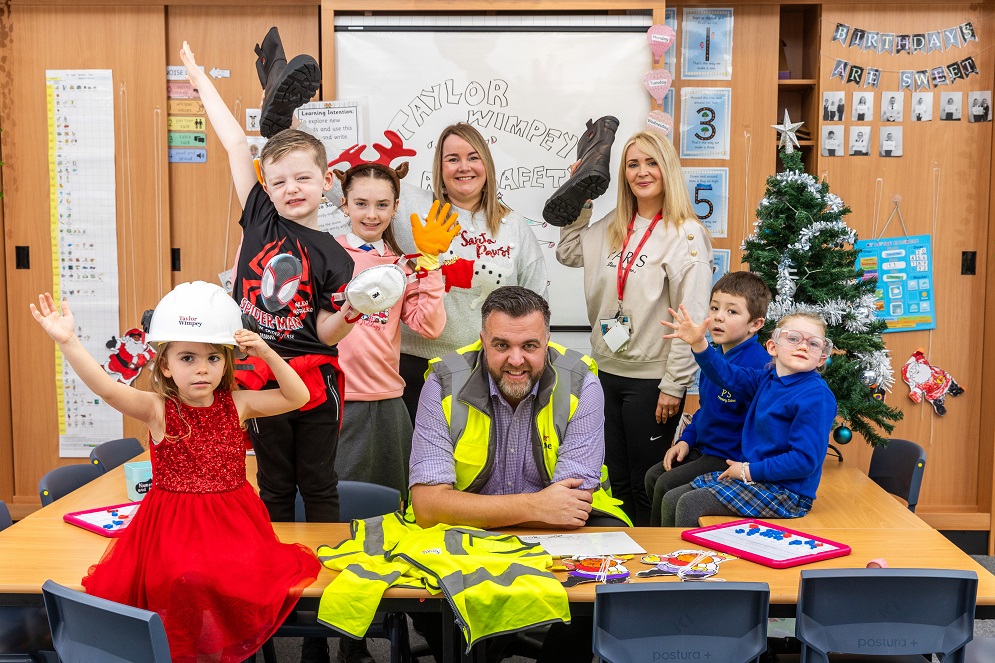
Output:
[682, 167, 728, 237]
[680, 88, 731, 159]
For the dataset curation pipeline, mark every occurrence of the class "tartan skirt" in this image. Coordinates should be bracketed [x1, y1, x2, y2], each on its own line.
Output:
[690, 471, 813, 519]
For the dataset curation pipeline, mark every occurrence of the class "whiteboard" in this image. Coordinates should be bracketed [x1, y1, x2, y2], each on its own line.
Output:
[335, 18, 652, 327]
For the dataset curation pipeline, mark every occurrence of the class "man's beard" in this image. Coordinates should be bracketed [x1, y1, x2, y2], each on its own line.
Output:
[496, 371, 537, 402]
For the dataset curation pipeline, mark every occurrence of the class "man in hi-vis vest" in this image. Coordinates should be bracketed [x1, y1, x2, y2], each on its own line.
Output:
[408, 285, 628, 663]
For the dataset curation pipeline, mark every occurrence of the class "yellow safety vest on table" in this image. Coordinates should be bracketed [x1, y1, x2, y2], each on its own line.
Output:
[316, 512, 570, 650]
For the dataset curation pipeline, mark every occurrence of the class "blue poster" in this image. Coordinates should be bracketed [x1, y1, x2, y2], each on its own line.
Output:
[680, 88, 731, 159]
[854, 234, 935, 333]
[683, 167, 728, 237]
[664, 8, 677, 76]
[682, 8, 734, 80]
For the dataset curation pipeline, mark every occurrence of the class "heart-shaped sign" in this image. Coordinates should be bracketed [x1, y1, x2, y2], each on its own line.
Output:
[645, 110, 674, 136]
[646, 24, 676, 63]
[643, 70, 673, 105]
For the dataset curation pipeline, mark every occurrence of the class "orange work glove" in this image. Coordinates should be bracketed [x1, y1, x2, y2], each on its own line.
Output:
[411, 201, 460, 271]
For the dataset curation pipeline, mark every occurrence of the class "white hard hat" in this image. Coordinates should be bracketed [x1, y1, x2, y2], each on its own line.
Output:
[145, 281, 243, 346]
[344, 264, 407, 315]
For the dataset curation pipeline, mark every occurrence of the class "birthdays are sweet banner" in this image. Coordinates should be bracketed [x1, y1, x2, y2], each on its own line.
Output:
[829, 20, 981, 91]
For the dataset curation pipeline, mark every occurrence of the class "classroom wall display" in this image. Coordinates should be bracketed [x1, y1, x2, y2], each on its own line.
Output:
[680, 88, 732, 159]
[848, 126, 872, 156]
[968, 91, 992, 122]
[911, 92, 933, 121]
[664, 8, 677, 75]
[682, 167, 728, 237]
[939, 91, 963, 120]
[830, 56, 980, 91]
[879, 127, 903, 157]
[46, 69, 125, 457]
[821, 125, 843, 157]
[831, 21, 978, 55]
[681, 8, 734, 80]
[854, 234, 936, 333]
[334, 14, 652, 327]
[852, 91, 874, 121]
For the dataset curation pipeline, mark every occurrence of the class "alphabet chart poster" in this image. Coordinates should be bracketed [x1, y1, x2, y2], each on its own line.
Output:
[47, 69, 123, 457]
[682, 519, 851, 569]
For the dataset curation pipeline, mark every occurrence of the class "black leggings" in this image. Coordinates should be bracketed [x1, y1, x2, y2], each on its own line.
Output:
[600, 371, 685, 526]
[644, 451, 729, 527]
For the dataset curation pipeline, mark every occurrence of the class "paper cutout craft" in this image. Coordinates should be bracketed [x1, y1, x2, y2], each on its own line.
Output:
[561, 556, 630, 587]
[902, 349, 965, 416]
[682, 519, 851, 569]
[103, 329, 156, 386]
[645, 110, 674, 136]
[64, 502, 142, 537]
[643, 70, 673, 105]
[636, 549, 733, 580]
[647, 25, 677, 64]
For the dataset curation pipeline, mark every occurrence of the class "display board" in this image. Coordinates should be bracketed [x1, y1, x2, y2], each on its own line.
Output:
[334, 14, 653, 327]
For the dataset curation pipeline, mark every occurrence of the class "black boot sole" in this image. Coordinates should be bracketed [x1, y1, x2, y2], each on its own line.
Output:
[260, 55, 321, 138]
[542, 169, 611, 227]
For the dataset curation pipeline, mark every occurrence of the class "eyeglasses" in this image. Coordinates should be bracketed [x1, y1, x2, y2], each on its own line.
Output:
[772, 329, 833, 357]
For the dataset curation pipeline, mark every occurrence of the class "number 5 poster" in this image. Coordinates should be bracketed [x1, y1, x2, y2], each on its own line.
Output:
[680, 88, 731, 159]
[682, 167, 728, 237]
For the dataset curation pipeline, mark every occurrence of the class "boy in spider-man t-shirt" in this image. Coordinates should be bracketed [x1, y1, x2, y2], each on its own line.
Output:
[182, 42, 355, 546]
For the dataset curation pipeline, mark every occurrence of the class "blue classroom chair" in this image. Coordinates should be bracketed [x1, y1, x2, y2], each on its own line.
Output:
[795, 568, 977, 662]
[42, 580, 171, 663]
[593, 582, 770, 663]
[38, 464, 104, 506]
[0, 500, 12, 532]
[88, 437, 144, 473]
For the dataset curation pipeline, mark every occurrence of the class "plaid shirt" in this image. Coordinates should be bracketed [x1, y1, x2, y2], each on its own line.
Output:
[691, 471, 812, 519]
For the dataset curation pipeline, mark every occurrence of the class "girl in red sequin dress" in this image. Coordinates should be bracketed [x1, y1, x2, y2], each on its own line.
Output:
[31, 283, 321, 663]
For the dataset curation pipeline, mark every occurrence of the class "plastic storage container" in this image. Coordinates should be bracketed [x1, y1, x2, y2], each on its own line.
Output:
[124, 460, 153, 501]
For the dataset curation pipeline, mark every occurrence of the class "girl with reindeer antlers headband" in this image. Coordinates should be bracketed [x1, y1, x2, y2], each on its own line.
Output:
[324, 124, 550, 424]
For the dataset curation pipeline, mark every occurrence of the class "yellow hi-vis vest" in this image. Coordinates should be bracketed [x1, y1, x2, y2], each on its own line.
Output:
[422, 340, 632, 526]
[316, 512, 570, 650]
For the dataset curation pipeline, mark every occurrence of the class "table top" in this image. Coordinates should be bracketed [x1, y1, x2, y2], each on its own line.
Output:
[7, 451, 990, 612]
[698, 460, 929, 529]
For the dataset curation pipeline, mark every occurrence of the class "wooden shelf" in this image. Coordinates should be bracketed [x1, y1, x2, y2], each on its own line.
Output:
[773, 140, 815, 147]
[778, 78, 817, 88]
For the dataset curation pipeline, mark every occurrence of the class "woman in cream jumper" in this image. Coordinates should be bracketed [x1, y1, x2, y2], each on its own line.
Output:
[556, 130, 713, 526]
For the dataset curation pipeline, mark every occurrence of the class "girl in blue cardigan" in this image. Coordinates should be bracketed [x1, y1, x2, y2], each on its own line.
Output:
[661, 305, 838, 527]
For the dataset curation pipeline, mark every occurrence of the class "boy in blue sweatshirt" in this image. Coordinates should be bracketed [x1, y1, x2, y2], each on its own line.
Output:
[645, 272, 771, 526]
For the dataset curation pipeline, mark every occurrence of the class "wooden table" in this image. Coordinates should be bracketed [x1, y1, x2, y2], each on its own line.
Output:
[2, 455, 994, 615]
[698, 459, 930, 529]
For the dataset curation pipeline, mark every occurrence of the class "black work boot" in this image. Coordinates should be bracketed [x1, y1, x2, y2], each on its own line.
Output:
[337, 637, 375, 663]
[542, 115, 619, 227]
[300, 636, 331, 663]
[255, 26, 321, 138]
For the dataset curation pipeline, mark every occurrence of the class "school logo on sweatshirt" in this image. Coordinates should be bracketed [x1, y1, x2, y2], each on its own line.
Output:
[718, 389, 736, 403]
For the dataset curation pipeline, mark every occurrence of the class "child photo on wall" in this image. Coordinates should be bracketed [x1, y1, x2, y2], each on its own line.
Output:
[852, 92, 873, 121]
[968, 91, 992, 123]
[821, 125, 843, 157]
[912, 93, 932, 122]
[849, 126, 871, 156]
[823, 91, 845, 121]
[940, 92, 962, 121]
[880, 127, 903, 157]
[881, 92, 904, 122]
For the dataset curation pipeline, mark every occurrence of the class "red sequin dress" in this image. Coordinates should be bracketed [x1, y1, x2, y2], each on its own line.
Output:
[82, 390, 320, 663]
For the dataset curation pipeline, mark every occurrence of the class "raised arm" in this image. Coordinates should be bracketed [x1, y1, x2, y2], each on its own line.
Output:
[180, 41, 258, 208]
[230, 330, 309, 421]
[30, 294, 160, 428]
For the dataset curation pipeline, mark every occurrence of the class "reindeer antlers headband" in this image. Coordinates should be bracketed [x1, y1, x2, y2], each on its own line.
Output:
[330, 130, 416, 183]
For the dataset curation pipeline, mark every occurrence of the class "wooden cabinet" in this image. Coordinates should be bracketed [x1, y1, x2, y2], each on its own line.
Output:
[777, 4, 821, 171]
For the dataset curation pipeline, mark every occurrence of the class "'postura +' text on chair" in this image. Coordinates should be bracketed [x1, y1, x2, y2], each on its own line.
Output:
[41, 579, 171, 663]
[867, 438, 926, 512]
[88, 437, 144, 473]
[260, 481, 405, 663]
[592, 582, 770, 663]
[794, 568, 977, 663]
[38, 463, 104, 506]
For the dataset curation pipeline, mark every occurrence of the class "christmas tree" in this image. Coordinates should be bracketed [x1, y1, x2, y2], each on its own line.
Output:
[742, 134, 902, 447]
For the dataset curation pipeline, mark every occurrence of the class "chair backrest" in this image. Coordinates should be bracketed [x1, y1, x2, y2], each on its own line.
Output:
[593, 582, 770, 663]
[38, 464, 104, 506]
[88, 437, 145, 473]
[0, 500, 12, 531]
[867, 438, 926, 511]
[294, 481, 402, 523]
[795, 569, 977, 663]
[42, 579, 171, 663]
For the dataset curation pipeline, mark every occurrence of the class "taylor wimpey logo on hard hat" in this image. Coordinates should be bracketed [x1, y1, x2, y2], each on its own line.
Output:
[178, 316, 203, 328]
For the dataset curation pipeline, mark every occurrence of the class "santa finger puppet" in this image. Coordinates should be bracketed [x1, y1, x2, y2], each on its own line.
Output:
[901, 349, 965, 416]
[104, 328, 156, 386]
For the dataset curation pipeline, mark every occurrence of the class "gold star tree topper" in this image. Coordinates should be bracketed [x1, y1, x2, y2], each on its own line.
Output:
[772, 109, 804, 153]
